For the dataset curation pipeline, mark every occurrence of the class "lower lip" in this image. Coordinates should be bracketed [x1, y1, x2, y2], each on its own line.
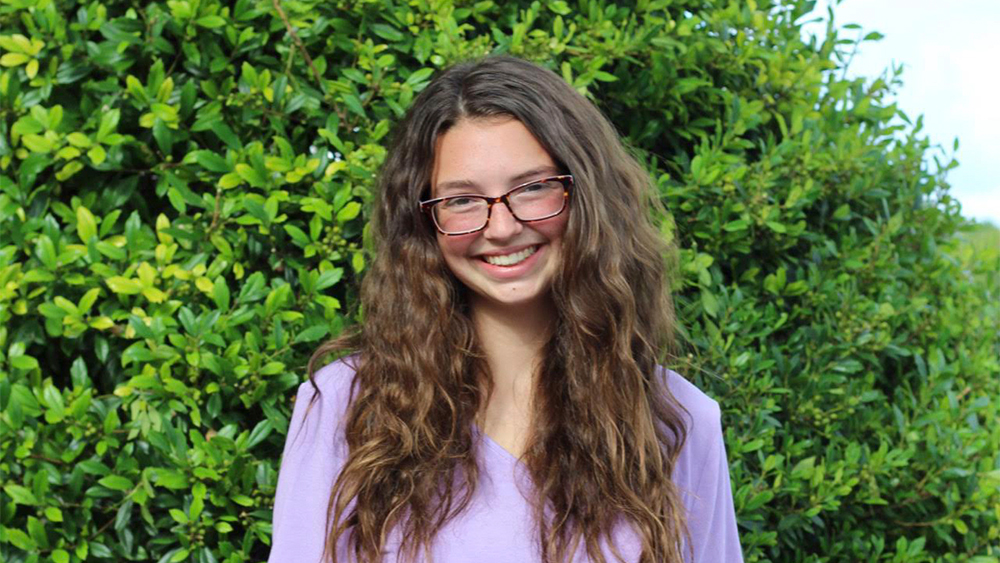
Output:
[475, 245, 545, 279]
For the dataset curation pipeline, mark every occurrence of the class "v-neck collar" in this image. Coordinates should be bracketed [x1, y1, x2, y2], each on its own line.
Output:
[472, 422, 523, 466]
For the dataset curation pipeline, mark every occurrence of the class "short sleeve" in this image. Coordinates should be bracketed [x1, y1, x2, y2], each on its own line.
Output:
[269, 360, 355, 563]
[665, 369, 744, 563]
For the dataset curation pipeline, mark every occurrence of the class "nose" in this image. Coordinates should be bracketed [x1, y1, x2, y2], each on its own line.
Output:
[483, 200, 523, 241]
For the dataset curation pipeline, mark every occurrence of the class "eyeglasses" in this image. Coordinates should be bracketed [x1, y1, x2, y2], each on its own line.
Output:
[419, 175, 573, 236]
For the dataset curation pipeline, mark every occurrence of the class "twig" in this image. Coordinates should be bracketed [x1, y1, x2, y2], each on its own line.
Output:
[271, 0, 324, 90]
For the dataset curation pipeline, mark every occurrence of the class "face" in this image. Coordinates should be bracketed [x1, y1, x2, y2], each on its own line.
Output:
[430, 117, 569, 312]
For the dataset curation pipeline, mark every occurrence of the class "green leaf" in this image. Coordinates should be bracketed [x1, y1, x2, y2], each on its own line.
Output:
[371, 23, 404, 42]
[235, 163, 265, 187]
[97, 109, 121, 142]
[701, 289, 719, 317]
[153, 469, 189, 489]
[4, 484, 39, 505]
[212, 277, 231, 310]
[11, 355, 39, 370]
[98, 475, 133, 491]
[219, 172, 242, 189]
[106, 276, 142, 294]
[45, 507, 64, 522]
[342, 93, 366, 119]
[336, 201, 361, 223]
[28, 516, 48, 549]
[195, 15, 227, 28]
[405, 67, 434, 86]
[341, 68, 367, 84]
[243, 198, 270, 225]
[23, 134, 54, 153]
[548, 0, 571, 15]
[0, 52, 31, 66]
[211, 121, 241, 150]
[77, 206, 98, 242]
[66, 132, 92, 147]
[88, 144, 107, 165]
[284, 225, 310, 246]
[35, 235, 57, 269]
[169, 508, 189, 524]
[765, 221, 787, 234]
[723, 219, 749, 232]
[294, 325, 329, 344]
[315, 268, 344, 290]
[246, 420, 273, 449]
[4, 527, 36, 550]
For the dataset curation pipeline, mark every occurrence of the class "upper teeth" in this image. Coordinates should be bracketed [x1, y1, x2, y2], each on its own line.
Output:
[484, 246, 538, 266]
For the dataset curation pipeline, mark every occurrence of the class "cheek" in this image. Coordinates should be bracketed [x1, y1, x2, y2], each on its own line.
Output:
[536, 211, 570, 242]
[436, 233, 476, 262]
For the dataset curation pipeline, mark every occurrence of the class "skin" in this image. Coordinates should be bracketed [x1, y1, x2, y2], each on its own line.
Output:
[430, 117, 570, 458]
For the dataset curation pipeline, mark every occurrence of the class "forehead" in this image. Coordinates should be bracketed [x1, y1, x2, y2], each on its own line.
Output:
[430, 117, 558, 196]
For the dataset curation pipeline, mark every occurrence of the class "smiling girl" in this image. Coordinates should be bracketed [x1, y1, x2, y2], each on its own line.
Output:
[268, 56, 743, 563]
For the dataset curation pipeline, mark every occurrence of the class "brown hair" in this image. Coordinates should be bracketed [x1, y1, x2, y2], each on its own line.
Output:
[306, 55, 689, 563]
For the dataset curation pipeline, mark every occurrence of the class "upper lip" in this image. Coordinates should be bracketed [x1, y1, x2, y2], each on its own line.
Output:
[475, 243, 541, 258]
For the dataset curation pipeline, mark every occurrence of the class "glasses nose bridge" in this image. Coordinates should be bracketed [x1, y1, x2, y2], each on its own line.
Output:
[485, 192, 517, 220]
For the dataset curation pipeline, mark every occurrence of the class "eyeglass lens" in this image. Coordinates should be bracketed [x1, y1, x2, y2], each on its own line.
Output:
[433, 178, 566, 234]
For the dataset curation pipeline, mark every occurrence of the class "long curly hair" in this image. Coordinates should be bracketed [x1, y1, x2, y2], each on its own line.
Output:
[306, 55, 690, 563]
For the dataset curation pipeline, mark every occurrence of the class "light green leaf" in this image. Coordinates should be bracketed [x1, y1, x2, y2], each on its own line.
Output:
[4, 527, 35, 550]
[195, 15, 227, 28]
[0, 52, 30, 66]
[4, 484, 39, 505]
[88, 145, 107, 165]
[98, 475, 133, 491]
[66, 132, 92, 147]
[212, 277, 230, 310]
[23, 134, 54, 153]
[106, 276, 142, 294]
[193, 150, 231, 172]
[45, 507, 64, 522]
[235, 163, 265, 187]
[11, 355, 39, 370]
[77, 206, 98, 242]
[336, 201, 361, 222]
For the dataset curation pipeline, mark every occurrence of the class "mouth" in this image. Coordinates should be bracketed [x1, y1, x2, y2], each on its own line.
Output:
[478, 244, 541, 267]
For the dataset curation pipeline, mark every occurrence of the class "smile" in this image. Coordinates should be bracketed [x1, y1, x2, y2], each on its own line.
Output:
[480, 245, 539, 266]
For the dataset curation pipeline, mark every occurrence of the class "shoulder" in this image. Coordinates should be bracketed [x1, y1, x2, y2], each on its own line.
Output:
[285, 354, 360, 451]
[659, 366, 722, 436]
[297, 353, 360, 406]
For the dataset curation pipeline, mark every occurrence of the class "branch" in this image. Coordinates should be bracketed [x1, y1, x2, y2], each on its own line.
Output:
[271, 0, 324, 90]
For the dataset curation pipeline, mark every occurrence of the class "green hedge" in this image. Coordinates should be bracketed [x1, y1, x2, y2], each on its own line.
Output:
[1, 0, 997, 562]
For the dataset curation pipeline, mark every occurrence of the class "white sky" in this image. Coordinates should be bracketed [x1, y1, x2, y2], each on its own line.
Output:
[802, 0, 1000, 226]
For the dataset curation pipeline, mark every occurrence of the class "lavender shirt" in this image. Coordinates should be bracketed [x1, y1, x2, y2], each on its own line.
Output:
[268, 359, 743, 562]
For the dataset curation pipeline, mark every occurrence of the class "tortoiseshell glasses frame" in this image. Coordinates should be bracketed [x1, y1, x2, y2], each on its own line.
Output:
[419, 175, 573, 236]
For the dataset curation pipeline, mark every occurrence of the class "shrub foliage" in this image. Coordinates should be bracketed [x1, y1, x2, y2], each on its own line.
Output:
[1, 0, 997, 562]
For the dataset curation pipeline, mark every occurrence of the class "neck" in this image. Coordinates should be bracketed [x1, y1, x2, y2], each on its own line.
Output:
[471, 295, 555, 408]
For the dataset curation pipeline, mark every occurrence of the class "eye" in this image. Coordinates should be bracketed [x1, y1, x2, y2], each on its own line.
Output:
[517, 179, 561, 196]
[441, 196, 479, 210]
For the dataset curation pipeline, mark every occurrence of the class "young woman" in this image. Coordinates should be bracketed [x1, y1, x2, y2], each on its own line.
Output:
[268, 56, 743, 563]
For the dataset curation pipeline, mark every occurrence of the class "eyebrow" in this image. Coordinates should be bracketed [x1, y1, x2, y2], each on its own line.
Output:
[434, 165, 560, 195]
